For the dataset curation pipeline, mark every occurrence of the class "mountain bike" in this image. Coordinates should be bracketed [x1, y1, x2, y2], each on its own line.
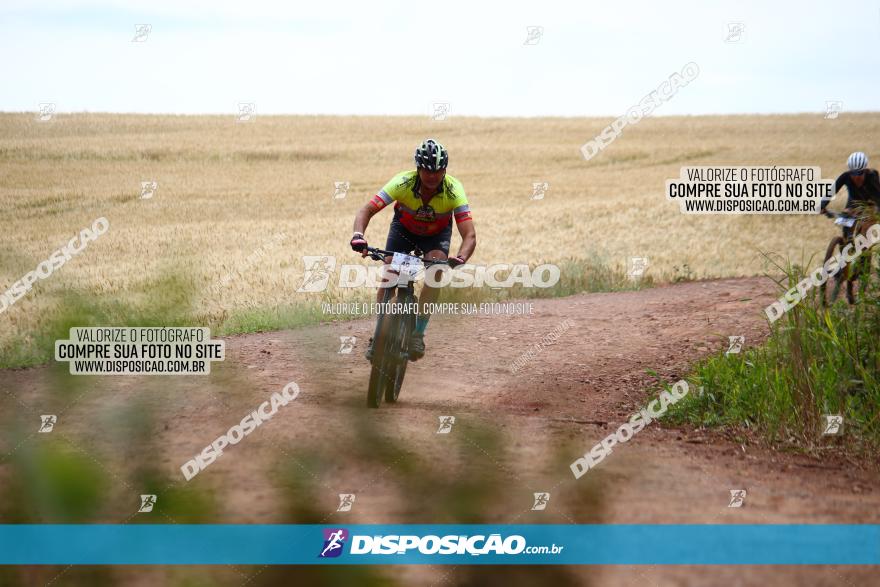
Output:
[821, 207, 879, 305]
[363, 246, 449, 408]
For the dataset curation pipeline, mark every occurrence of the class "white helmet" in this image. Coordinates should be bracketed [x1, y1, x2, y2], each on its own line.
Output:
[847, 151, 868, 172]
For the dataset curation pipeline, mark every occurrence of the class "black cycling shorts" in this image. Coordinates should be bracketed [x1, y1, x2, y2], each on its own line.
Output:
[384, 218, 451, 256]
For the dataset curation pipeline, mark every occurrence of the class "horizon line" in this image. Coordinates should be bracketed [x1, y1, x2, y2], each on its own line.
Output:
[2, 110, 878, 120]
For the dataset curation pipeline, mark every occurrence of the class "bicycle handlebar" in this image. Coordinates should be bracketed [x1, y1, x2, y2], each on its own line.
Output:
[363, 246, 450, 266]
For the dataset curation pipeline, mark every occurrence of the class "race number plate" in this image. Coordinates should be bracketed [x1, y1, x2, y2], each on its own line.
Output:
[391, 252, 423, 277]
[835, 217, 856, 228]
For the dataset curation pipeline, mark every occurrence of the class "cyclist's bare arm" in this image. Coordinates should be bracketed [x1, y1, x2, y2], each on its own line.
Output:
[455, 217, 476, 261]
[822, 175, 845, 215]
[353, 201, 382, 236]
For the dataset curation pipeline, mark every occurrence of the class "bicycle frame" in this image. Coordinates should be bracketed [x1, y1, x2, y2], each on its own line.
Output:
[822, 207, 880, 305]
[363, 246, 449, 408]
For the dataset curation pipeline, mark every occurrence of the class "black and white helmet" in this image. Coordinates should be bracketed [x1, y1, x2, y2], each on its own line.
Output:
[847, 151, 868, 172]
[414, 139, 448, 171]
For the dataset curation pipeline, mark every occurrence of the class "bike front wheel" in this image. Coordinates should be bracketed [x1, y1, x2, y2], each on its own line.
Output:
[366, 290, 415, 408]
[822, 236, 847, 305]
[385, 293, 415, 403]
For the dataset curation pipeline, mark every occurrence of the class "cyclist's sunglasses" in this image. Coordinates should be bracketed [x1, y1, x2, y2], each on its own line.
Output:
[850, 169, 866, 176]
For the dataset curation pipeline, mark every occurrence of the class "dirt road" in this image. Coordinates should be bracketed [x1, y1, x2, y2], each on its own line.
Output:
[1, 276, 877, 586]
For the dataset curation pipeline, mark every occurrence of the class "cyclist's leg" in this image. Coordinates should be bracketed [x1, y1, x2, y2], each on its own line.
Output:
[418, 250, 447, 313]
[413, 225, 452, 339]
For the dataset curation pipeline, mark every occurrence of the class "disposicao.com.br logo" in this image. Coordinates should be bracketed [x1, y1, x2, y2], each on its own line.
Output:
[319, 528, 349, 558]
[296, 256, 560, 292]
[317, 528, 563, 558]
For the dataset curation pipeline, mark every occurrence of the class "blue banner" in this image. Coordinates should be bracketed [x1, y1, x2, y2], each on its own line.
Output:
[0, 525, 877, 565]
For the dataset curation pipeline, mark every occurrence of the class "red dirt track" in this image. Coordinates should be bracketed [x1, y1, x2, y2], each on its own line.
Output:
[2, 277, 878, 586]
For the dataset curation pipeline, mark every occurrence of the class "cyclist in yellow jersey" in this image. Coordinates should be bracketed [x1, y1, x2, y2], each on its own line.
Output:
[350, 139, 477, 361]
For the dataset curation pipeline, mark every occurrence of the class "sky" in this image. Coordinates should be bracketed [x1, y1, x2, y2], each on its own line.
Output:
[1, 0, 878, 117]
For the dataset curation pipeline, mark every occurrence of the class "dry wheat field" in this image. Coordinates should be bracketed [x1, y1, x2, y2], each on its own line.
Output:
[1, 112, 878, 364]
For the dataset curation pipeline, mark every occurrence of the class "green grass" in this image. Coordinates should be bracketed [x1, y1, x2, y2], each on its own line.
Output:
[0, 256, 654, 369]
[0, 273, 200, 369]
[215, 255, 656, 337]
[667, 253, 880, 455]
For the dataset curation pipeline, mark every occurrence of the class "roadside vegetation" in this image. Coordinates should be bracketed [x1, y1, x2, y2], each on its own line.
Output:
[669, 255, 880, 456]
